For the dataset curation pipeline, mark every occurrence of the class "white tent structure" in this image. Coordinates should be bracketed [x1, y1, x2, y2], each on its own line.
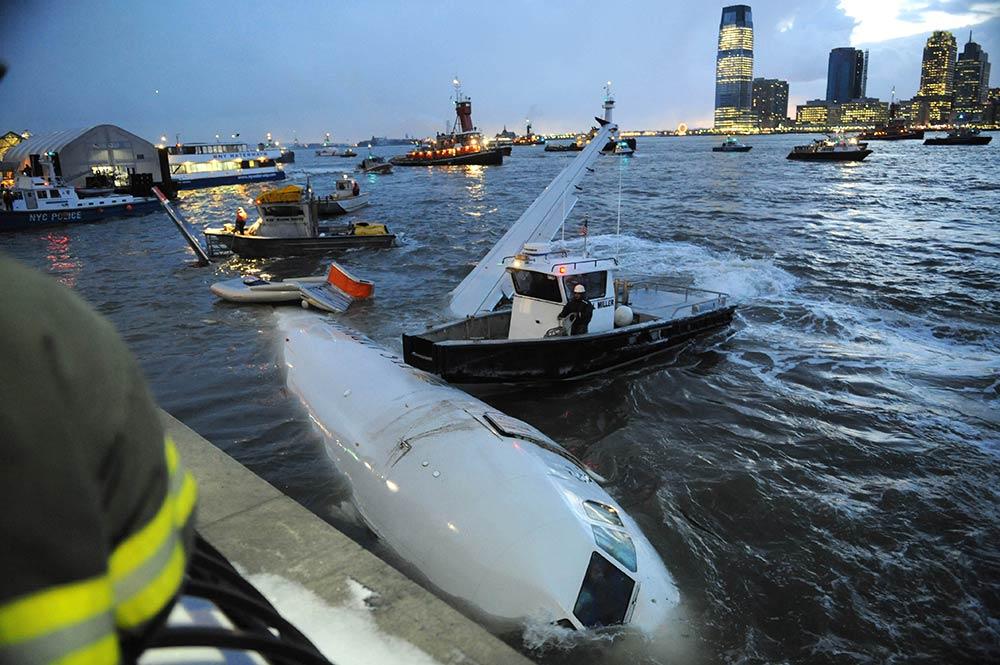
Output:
[0, 124, 162, 187]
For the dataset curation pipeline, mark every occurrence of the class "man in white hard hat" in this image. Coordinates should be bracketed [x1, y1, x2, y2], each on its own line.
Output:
[558, 283, 594, 335]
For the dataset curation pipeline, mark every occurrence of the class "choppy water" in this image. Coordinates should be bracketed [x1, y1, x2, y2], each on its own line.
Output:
[3, 135, 999, 664]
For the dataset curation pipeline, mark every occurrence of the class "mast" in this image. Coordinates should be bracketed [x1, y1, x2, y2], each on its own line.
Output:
[603, 81, 615, 123]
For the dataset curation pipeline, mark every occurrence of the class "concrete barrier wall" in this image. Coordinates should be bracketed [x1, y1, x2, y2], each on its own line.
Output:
[162, 411, 533, 665]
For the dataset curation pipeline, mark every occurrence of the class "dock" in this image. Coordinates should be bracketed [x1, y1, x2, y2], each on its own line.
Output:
[161, 411, 533, 665]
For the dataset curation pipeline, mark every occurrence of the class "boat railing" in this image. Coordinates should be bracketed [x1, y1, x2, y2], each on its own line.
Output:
[617, 278, 730, 320]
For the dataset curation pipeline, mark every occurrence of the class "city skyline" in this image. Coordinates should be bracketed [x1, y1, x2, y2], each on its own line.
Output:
[0, 1, 998, 141]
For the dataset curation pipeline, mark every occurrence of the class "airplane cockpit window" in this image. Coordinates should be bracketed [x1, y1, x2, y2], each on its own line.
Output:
[573, 551, 635, 628]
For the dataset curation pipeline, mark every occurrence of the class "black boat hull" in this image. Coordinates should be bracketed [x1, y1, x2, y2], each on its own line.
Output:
[787, 149, 872, 161]
[924, 136, 992, 145]
[391, 148, 504, 166]
[207, 232, 395, 258]
[402, 305, 736, 383]
[858, 130, 924, 140]
[712, 146, 752, 152]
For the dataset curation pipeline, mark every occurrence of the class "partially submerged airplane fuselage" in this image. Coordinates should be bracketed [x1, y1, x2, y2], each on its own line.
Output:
[279, 311, 679, 631]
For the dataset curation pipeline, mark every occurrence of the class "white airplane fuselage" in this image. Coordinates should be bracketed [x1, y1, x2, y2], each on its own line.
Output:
[278, 311, 679, 631]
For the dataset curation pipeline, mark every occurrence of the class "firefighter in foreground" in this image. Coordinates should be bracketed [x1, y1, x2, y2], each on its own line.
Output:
[0, 254, 198, 664]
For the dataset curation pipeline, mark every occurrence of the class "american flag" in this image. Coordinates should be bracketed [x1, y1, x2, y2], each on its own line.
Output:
[580, 219, 588, 236]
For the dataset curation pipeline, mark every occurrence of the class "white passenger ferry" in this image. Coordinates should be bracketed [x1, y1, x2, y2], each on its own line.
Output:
[165, 142, 286, 189]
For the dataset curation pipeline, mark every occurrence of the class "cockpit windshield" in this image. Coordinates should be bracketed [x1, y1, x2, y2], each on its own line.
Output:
[563, 271, 607, 300]
[510, 269, 562, 303]
[573, 552, 635, 628]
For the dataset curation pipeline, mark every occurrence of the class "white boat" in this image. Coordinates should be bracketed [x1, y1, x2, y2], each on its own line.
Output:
[315, 174, 370, 216]
[315, 147, 338, 157]
[1, 157, 158, 232]
[166, 142, 286, 189]
[613, 140, 635, 155]
[279, 310, 680, 632]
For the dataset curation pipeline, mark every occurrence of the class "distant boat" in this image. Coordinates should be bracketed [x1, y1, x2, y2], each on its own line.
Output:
[356, 155, 393, 174]
[166, 141, 286, 189]
[924, 128, 992, 145]
[391, 80, 505, 167]
[544, 138, 584, 152]
[316, 147, 338, 156]
[787, 134, 872, 161]
[858, 120, 924, 141]
[613, 139, 635, 155]
[341, 148, 358, 157]
[712, 136, 752, 152]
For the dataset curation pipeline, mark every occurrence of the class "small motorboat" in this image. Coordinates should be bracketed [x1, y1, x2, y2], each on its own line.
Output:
[356, 155, 393, 174]
[341, 148, 358, 157]
[210, 261, 373, 313]
[712, 136, 752, 152]
[315, 174, 370, 216]
[403, 242, 734, 383]
[613, 139, 635, 155]
[315, 147, 338, 157]
[787, 134, 871, 161]
[924, 128, 992, 145]
[203, 184, 392, 258]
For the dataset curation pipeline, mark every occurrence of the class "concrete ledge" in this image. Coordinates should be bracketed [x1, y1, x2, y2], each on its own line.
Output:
[162, 411, 533, 665]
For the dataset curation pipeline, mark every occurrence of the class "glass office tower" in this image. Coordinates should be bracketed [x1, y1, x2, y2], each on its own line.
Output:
[714, 5, 754, 133]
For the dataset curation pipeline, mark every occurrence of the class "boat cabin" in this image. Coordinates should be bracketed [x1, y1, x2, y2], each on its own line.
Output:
[5, 175, 77, 211]
[505, 243, 617, 339]
[331, 174, 360, 199]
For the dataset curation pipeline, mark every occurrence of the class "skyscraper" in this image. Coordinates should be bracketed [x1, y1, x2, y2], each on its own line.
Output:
[826, 48, 867, 102]
[917, 31, 957, 124]
[953, 33, 991, 120]
[714, 5, 754, 133]
[752, 78, 789, 127]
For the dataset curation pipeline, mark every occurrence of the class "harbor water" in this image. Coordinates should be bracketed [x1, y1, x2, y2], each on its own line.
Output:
[3, 135, 998, 664]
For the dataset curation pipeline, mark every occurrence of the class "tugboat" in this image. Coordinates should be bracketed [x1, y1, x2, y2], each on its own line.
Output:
[0, 154, 159, 232]
[712, 136, 752, 152]
[390, 79, 505, 167]
[787, 134, 872, 161]
[512, 119, 546, 145]
[356, 154, 393, 174]
[402, 119, 736, 384]
[203, 184, 392, 258]
[924, 127, 992, 145]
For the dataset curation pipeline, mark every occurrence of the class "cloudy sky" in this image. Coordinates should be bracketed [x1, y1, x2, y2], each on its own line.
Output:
[1, 0, 997, 143]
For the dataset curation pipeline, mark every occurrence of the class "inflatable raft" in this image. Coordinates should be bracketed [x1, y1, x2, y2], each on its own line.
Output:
[210, 262, 374, 313]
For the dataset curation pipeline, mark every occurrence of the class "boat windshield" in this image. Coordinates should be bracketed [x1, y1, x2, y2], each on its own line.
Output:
[510, 269, 563, 303]
[563, 271, 607, 299]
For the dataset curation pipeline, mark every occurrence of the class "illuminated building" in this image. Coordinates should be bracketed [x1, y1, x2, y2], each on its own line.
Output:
[953, 33, 991, 121]
[714, 5, 755, 133]
[752, 78, 789, 128]
[826, 48, 868, 102]
[796, 100, 830, 126]
[916, 31, 957, 124]
[897, 98, 930, 125]
[985, 88, 1000, 124]
[837, 99, 889, 126]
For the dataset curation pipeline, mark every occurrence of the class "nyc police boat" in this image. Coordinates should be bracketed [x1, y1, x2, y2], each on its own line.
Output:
[402, 118, 735, 383]
[280, 310, 680, 632]
[0, 156, 158, 232]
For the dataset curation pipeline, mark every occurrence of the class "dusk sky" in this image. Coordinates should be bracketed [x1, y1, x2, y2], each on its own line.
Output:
[2, 1, 998, 143]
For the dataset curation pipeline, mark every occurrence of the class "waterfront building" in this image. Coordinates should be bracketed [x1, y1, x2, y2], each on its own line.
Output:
[953, 33, 991, 121]
[915, 31, 957, 124]
[897, 98, 931, 125]
[826, 48, 868, 102]
[0, 131, 24, 160]
[796, 100, 831, 126]
[838, 98, 890, 126]
[985, 88, 1000, 123]
[752, 78, 789, 128]
[714, 4, 755, 133]
[0, 125, 162, 188]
